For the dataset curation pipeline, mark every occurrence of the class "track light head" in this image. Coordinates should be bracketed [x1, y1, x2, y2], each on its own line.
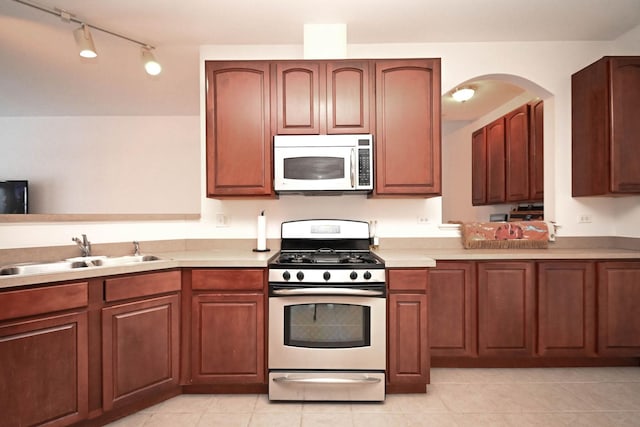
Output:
[73, 24, 97, 58]
[141, 47, 162, 76]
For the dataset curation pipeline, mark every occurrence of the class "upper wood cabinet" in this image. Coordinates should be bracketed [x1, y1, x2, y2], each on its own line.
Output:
[529, 100, 544, 201]
[486, 117, 507, 204]
[205, 61, 273, 197]
[276, 60, 372, 135]
[505, 104, 530, 202]
[572, 56, 640, 196]
[471, 128, 488, 206]
[374, 59, 441, 196]
[471, 102, 543, 205]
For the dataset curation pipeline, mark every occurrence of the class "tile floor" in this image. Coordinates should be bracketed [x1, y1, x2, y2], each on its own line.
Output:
[106, 367, 640, 427]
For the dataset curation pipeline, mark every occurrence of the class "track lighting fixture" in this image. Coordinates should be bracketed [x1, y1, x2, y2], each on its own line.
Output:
[73, 24, 97, 58]
[13, 0, 161, 75]
[141, 46, 162, 76]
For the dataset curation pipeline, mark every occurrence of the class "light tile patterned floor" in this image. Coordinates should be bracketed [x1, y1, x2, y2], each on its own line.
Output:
[106, 367, 640, 427]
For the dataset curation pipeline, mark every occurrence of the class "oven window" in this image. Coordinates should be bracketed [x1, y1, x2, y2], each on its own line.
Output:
[284, 303, 370, 348]
[283, 157, 345, 180]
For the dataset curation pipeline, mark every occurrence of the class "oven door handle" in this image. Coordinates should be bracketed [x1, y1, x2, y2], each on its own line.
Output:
[271, 288, 384, 297]
[272, 375, 381, 385]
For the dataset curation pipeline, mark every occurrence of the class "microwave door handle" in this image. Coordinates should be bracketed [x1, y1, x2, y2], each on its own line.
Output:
[350, 148, 356, 188]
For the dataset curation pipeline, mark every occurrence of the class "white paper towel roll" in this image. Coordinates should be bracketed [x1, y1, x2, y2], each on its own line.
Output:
[257, 214, 267, 251]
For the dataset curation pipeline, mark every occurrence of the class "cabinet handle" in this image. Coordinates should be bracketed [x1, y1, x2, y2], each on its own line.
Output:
[350, 148, 356, 188]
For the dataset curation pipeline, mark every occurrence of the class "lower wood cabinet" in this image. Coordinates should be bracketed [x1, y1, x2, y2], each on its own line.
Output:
[428, 261, 476, 357]
[0, 282, 89, 427]
[102, 293, 181, 411]
[387, 268, 429, 392]
[190, 269, 266, 386]
[537, 261, 596, 357]
[477, 261, 535, 357]
[597, 261, 640, 357]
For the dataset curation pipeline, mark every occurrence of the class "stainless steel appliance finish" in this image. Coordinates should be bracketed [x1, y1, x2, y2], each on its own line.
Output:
[273, 134, 374, 194]
[268, 219, 386, 402]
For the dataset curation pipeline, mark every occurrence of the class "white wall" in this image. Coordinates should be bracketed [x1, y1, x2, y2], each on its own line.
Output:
[0, 116, 200, 214]
[1, 33, 640, 251]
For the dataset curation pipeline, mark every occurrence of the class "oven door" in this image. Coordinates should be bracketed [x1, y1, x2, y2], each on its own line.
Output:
[268, 286, 386, 370]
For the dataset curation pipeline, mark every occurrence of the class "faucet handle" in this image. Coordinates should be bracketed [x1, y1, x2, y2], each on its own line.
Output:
[133, 241, 140, 256]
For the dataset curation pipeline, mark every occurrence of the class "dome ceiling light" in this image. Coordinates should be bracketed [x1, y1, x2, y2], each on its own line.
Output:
[452, 87, 475, 102]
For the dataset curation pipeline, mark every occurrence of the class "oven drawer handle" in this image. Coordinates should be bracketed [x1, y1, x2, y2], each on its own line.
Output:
[272, 375, 381, 385]
[272, 288, 384, 297]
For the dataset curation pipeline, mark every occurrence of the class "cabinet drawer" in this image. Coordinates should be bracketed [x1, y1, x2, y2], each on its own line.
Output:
[0, 282, 88, 322]
[191, 269, 265, 291]
[105, 270, 181, 302]
[388, 269, 428, 292]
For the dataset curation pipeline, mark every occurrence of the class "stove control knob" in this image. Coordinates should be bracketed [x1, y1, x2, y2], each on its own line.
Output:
[282, 271, 291, 281]
[363, 271, 372, 280]
[323, 271, 331, 281]
[296, 271, 305, 281]
[350, 271, 358, 280]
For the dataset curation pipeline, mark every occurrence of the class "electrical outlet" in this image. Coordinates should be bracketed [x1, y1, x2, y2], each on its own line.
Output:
[215, 213, 230, 227]
[577, 214, 592, 224]
[417, 216, 429, 225]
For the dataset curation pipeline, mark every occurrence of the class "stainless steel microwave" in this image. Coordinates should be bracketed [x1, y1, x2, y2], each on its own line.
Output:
[273, 134, 374, 194]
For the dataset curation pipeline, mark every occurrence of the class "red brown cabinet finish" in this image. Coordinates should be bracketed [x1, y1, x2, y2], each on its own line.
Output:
[428, 261, 477, 358]
[529, 100, 544, 201]
[485, 117, 506, 204]
[387, 268, 429, 392]
[205, 61, 273, 197]
[537, 261, 596, 357]
[374, 59, 441, 196]
[505, 104, 530, 202]
[478, 262, 535, 357]
[572, 56, 640, 196]
[597, 261, 640, 357]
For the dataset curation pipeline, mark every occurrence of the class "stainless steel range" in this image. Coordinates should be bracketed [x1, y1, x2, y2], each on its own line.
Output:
[268, 219, 386, 402]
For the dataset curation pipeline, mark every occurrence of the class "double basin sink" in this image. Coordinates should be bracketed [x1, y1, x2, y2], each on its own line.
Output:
[0, 255, 161, 276]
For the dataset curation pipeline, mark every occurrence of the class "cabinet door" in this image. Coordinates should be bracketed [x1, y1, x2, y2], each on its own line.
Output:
[0, 312, 88, 427]
[326, 61, 372, 134]
[192, 293, 265, 384]
[609, 57, 640, 193]
[478, 262, 535, 356]
[486, 117, 506, 203]
[529, 100, 544, 201]
[597, 261, 640, 357]
[388, 293, 429, 387]
[102, 294, 180, 411]
[374, 59, 441, 196]
[537, 262, 596, 357]
[505, 104, 530, 202]
[428, 261, 477, 357]
[205, 61, 272, 197]
[471, 127, 487, 205]
[276, 62, 321, 134]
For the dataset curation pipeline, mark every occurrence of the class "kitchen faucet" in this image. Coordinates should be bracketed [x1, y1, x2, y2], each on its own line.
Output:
[72, 234, 91, 257]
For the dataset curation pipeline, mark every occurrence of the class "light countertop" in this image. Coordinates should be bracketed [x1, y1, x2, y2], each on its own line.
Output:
[1, 246, 639, 290]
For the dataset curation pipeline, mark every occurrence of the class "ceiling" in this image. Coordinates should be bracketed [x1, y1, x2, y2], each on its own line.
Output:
[1, 0, 639, 118]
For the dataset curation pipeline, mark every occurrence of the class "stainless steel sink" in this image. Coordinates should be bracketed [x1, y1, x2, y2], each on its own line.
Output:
[89, 255, 161, 267]
[0, 255, 162, 276]
[0, 260, 90, 276]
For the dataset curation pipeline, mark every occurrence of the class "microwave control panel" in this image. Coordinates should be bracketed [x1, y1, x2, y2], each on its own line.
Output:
[357, 138, 373, 188]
